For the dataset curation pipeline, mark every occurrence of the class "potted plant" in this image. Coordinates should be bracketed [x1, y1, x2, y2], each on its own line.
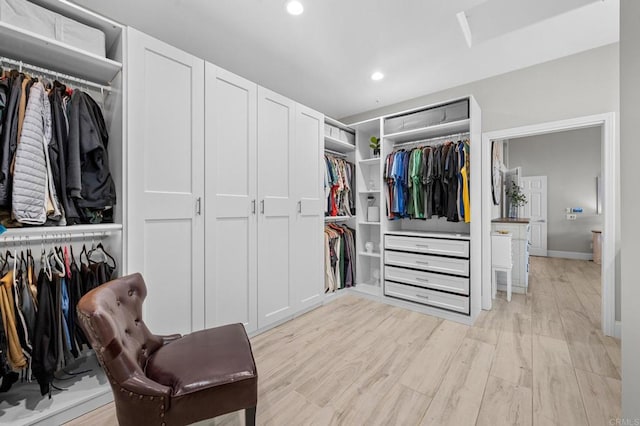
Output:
[370, 136, 380, 157]
[506, 181, 527, 218]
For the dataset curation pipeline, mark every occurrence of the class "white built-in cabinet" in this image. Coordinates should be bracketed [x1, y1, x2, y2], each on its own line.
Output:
[204, 64, 258, 332]
[126, 28, 206, 336]
[128, 31, 324, 336]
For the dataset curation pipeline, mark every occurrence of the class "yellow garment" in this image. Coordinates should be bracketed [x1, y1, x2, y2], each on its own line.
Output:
[461, 166, 470, 223]
[0, 270, 27, 370]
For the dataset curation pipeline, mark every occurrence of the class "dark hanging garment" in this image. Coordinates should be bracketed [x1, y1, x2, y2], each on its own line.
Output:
[69, 260, 87, 350]
[446, 142, 460, 222]
[49, 82, 79, 224]
[0, 73, 23, 207]
[67, 91, 116, 222]
[32, 270, 58, 396]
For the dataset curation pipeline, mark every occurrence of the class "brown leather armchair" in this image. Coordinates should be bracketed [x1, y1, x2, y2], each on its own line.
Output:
[76, 273, 257, 426]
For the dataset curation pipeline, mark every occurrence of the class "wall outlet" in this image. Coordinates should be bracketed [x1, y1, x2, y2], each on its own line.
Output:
[567, 214, 577, 220]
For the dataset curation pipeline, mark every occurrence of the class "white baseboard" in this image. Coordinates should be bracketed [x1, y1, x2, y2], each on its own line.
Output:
[546, 250, 593, 261]
[614, 320, 621, 339]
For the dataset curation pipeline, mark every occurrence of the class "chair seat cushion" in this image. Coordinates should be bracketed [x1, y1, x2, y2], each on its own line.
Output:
[145, 323, 257, 397]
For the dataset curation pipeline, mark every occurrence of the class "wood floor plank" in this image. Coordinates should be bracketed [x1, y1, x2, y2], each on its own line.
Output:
[490, 331, 533, 388]
[476, 376, 532, 426]
[560, 310, 620, 379]
[531, 292, 565, 340]
[532, 335, 588, 425]
[365, 383, 432, 426]
[400, 320, 469, 397]
[420, 338, 494, 426]
[575, 368, 621, 426]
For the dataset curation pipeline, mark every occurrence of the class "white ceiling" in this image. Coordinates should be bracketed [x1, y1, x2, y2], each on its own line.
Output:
[72, 0, 619, 119]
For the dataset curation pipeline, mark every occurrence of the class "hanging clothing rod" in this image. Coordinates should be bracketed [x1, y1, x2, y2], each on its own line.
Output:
[0, 56, 113, 93]
[324, 149, 348, 158]
[393, 132, 470, 149]
[325, 216, 353, 222]
[1, 231, 111, 245]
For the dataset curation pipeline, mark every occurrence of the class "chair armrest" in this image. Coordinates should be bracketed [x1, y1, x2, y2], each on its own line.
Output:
[158, 334, 182, 345]
[120, 372, 171, 397]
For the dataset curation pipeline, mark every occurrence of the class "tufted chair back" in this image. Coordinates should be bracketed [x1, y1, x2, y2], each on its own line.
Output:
[77, 273, 172, 408]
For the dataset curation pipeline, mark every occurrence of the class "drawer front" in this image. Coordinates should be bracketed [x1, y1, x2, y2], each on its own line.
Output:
[385, 282, 470, 314]
[385, 266, 469, 295]
[385, 251, 469, 277]
[385, 235, 469, 258]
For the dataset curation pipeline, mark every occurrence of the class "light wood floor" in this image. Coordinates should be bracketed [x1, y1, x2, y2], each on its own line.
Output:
[67, 257, 620, 426]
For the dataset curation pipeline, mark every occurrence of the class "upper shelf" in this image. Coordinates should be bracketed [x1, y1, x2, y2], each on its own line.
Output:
[325, 135, 355, 153]
[0, 21, 122, 84]
[325, 116, 355, 134]
[383, 119, 470, 144]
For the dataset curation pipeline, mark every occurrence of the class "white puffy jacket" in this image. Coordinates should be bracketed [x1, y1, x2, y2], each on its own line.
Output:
[12, 82, 62, 224]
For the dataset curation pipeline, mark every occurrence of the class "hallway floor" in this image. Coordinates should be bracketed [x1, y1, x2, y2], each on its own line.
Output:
[68, 257, 620, 426]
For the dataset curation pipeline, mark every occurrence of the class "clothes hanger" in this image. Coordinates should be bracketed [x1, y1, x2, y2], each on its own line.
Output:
[88, 242, 116, 269]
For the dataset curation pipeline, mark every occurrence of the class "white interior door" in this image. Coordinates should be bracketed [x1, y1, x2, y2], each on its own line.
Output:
[520, 176, 548, 256]
[127, 28, 205, 335]
[291, 104, 324, 311]
[257, 87, 294, 328]
[205, 64, 258, 332]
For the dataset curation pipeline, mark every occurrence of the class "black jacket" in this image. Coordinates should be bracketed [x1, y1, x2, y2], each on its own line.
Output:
[32, 270, 58, 396]
[0, 73, 23, 207]
[49, 82, 80, 223]
[67, 91, 116, 210]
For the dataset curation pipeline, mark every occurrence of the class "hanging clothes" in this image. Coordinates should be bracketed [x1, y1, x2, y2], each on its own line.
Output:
[0, 240, 116, 396]
[323, 224, 356, 292]
[0, 66, 116, 227]
[324, 154, 355, 217]
[385, 137, 471, 223]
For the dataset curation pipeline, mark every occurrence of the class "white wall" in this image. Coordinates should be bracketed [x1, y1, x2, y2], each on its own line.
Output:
[507, 127, 603, 254]
[620, 0, 640, 420]
[342, 43, 621, 320]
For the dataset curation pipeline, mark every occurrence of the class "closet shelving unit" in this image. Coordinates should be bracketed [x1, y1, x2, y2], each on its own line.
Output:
[344, 118, 384, 298]
[323, 117, 357, 296]
[346, 97, 481, 324]
[0, 1, 126, 424]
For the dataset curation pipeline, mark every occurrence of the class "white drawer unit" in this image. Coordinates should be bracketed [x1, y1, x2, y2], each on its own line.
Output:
[384, 234, 469, 258]
[384, 232, 471, 315]
[384, 266, 469, 295]
[385, 282, 470, 314]
[385, 250, 469, 277]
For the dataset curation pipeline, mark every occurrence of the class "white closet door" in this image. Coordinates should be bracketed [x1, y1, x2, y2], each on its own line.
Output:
[257, 87, 294, 328]
[127, 28, 205, 335]
[204, 63, 258, 332]
[291, 104, 324, 311]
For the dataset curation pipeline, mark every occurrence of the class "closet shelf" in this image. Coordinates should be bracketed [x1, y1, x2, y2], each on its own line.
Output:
[358, 251, 381, 258]
[0, 21, 122, 84]
[0, 223, 123, 241]
[324, 135, 355, 153]
[383, 119, 470, 143]
[325, 216, 354, 222]
[359, 221, 381, 226]
[359, 158, 381, 165]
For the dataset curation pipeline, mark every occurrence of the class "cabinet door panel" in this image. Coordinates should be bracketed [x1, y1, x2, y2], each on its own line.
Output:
[205, 64, 258, 332]
[292, 105, 324, 310]
[257, 87, 294, 328]
[127, 28, 204, 335]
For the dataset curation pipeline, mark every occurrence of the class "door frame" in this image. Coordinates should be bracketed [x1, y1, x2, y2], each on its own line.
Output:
[520, 175, 548, 257]
[481, 113, 617, 337]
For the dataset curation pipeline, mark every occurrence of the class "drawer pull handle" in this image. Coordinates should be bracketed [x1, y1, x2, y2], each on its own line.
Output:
[416, 244, 429, 248]
[416, 277, 429, 282]
[415, 294, 429, 299]
[415, 261, 429, 265]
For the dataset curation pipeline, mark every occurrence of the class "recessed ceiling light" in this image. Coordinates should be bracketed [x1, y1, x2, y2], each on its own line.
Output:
[371, 71, 384, 81]
[286, 1, 304, 15]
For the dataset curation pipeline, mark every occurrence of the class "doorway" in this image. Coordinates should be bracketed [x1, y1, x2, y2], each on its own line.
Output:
[481, 113, 617, 336]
